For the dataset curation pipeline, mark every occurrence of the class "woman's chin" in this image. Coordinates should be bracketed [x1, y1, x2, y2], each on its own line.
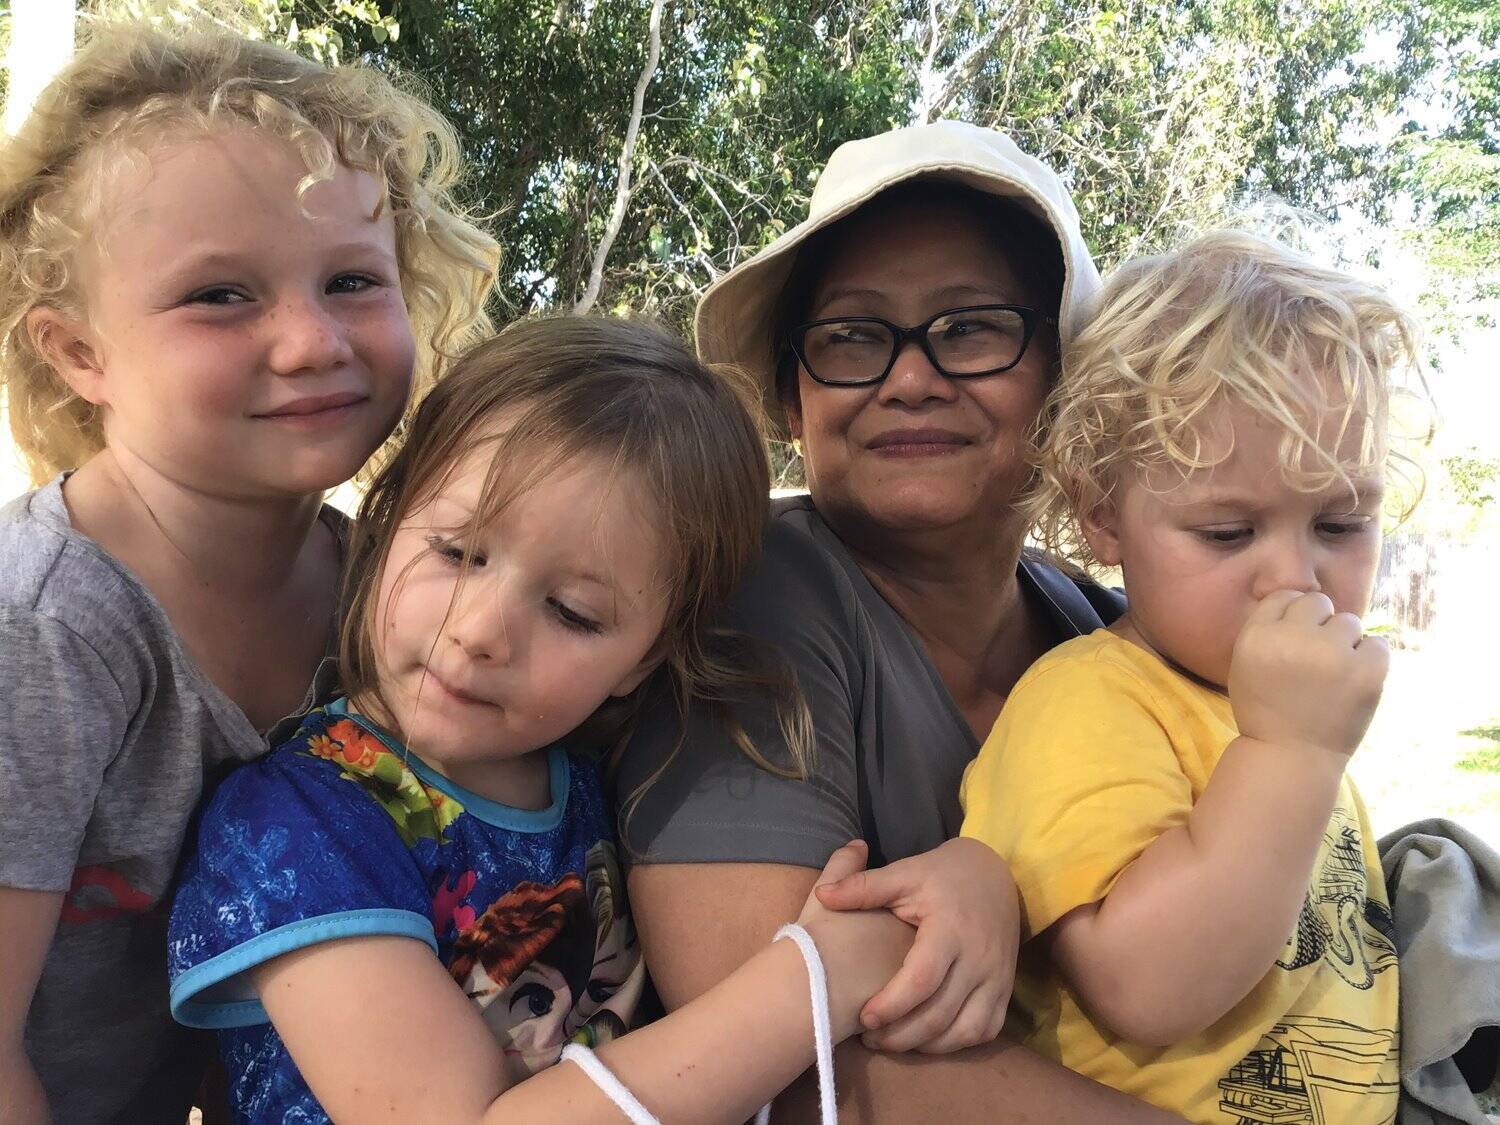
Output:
[848, 487, 994, 535]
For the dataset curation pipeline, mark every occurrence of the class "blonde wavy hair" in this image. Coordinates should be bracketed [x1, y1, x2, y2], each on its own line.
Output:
[1030, 229, 1428, 572]
[0, 19, 500, 483]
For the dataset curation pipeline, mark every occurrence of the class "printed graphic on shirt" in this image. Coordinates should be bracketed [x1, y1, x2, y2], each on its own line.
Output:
[1218, 1016, 1399, 1124]
[60, 864, 156, 924]
[169, 703, 645, 1121]
[1275, 815, 1398, 987]
[1215, 804, 1399, 1124]
[304, 716, 465, 846]
[451, 841, 642, 1082]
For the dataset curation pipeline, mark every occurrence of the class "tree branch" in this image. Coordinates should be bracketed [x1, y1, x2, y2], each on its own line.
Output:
[575, 0, 667, 314]
[912, 0, 943, 125]
[926, 21, 1007, 124]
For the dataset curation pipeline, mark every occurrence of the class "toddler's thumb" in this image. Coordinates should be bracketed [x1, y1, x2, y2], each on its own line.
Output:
[815, 839, 869, 888]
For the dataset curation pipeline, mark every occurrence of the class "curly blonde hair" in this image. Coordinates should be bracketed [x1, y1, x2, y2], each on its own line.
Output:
[0, 19, 500, 483]
[1029, 230, 1428, 572]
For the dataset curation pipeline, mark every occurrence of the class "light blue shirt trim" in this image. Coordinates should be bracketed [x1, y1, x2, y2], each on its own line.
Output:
[170, 908, 437, 1029]
[325, 697, 571, 832]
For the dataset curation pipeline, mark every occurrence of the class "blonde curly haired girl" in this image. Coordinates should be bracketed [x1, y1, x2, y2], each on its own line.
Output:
[0, 19, 496, 1121]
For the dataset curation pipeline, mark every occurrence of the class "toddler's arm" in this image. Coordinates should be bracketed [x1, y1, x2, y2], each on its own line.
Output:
[1048, 592, 1387, 1044]
[0, 887, 63, 1125]
[253, 841, 914, 1123]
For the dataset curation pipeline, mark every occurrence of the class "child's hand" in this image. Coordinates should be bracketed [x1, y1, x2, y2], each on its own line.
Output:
[813, 837, 1019, 1054]
[796, 841, 917, 1041]
[1230, 589, 1389, 762]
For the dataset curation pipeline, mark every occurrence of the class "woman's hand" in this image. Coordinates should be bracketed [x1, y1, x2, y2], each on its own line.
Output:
[795, 840, 918, 1042]
[814, 837, 1019, 1053]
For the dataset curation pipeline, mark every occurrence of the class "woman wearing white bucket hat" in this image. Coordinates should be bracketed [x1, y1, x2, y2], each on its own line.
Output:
[619, 123, 1181, 1122]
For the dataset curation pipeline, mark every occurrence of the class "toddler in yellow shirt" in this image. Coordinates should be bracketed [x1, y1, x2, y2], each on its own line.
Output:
[961, 231, 1424, 1123]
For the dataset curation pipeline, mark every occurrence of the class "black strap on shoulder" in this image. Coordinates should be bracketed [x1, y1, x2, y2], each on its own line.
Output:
[1019, 551, 1125, 637]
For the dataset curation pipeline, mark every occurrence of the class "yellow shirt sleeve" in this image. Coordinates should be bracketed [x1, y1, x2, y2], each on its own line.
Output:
[960, 651, 1196, 940]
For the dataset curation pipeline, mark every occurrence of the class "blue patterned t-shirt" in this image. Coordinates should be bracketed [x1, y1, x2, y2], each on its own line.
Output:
[168, 699, 643, 1122]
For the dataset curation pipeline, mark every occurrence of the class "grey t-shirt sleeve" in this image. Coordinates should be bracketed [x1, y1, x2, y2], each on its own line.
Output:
[617, 519, 864, 869]
[0, 606, 130, 891]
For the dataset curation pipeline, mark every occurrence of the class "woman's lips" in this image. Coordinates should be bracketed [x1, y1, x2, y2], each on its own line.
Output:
[865, 428, 971, 457]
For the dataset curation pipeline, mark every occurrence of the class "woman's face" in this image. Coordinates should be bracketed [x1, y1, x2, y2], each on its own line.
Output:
[787, 199, 1054, 539]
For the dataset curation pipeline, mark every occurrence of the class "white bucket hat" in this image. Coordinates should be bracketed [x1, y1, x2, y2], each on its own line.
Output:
[694, 120, 1101, 430]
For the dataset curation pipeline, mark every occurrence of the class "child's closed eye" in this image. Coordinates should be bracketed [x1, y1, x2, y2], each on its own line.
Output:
[1316, 517, 1375, 538]
[424, 534, 481, 566]
[548, 597, 603, 635]
[1194, 526, 1252, 546]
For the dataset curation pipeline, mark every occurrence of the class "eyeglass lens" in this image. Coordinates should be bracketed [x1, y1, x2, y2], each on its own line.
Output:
[798, 307, 1029, 383]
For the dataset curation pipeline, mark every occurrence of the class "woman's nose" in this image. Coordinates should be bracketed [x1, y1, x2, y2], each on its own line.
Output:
[877, 340, 960, 407]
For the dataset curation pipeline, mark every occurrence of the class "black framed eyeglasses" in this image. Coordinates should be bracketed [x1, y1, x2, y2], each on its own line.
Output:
[788, 304, 1050, 387]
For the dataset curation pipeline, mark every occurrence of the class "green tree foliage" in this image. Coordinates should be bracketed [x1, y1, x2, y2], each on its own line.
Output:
[257, 0, 1461, 327]
[80, 0, 1490, 331]
[1443, 450, 1500, 511]
[1394, 0, 1500, 326]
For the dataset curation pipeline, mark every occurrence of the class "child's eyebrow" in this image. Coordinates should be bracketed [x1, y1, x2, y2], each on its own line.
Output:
[1325, 480, 1387, 509]
[1173, 477, 1386, 510]
[571, 568, 634, 602]
[417, 493, 476, 529]
[158, 239, 398, 276]
[322, 240, 400, 264]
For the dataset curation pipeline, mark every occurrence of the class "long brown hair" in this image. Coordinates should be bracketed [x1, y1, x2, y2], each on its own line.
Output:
[339, 316, 812, 811]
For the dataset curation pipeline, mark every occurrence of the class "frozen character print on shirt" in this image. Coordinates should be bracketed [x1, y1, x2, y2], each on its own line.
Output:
[450, 840, 644, 1082]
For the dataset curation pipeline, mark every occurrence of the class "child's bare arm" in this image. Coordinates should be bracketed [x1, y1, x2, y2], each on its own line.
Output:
[254, 842, 914, 1123]
[1048, 591, 1387, 1045]
[0, 887, 63, 1125]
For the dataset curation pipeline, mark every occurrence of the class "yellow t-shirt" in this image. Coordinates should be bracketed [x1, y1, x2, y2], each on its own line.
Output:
[961, 629, 1399, 1125]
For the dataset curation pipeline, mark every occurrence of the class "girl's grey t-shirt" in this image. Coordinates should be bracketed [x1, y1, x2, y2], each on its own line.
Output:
[0, 478, 341, 1123]
[617, 497, 1124, 869]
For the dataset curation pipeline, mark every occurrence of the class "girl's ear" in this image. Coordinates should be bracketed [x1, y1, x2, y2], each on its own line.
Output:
[1080, 500, 1124, 568]
[26, 307, 108, 406]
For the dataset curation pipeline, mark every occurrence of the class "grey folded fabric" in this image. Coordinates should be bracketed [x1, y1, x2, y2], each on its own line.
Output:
[1380, 818, 1500, 1125]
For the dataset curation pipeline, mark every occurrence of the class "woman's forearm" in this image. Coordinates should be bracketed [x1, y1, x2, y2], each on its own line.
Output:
[1051, 735, 1345, 1044]
[770, 1036, 1189, 1124]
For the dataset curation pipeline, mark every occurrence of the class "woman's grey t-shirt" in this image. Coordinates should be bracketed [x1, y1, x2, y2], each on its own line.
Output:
[0, 478, 341, 1123]
[618, 497, 1123, 869]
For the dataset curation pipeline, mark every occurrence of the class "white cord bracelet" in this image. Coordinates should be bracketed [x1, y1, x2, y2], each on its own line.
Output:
[561, 1042, 660, 1124]
[755, 922, 838, 1125]
[563, 922, 836, 1125]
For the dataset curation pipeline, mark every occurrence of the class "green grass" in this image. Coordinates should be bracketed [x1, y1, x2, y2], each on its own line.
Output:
[1457, 725, 1500, 774]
